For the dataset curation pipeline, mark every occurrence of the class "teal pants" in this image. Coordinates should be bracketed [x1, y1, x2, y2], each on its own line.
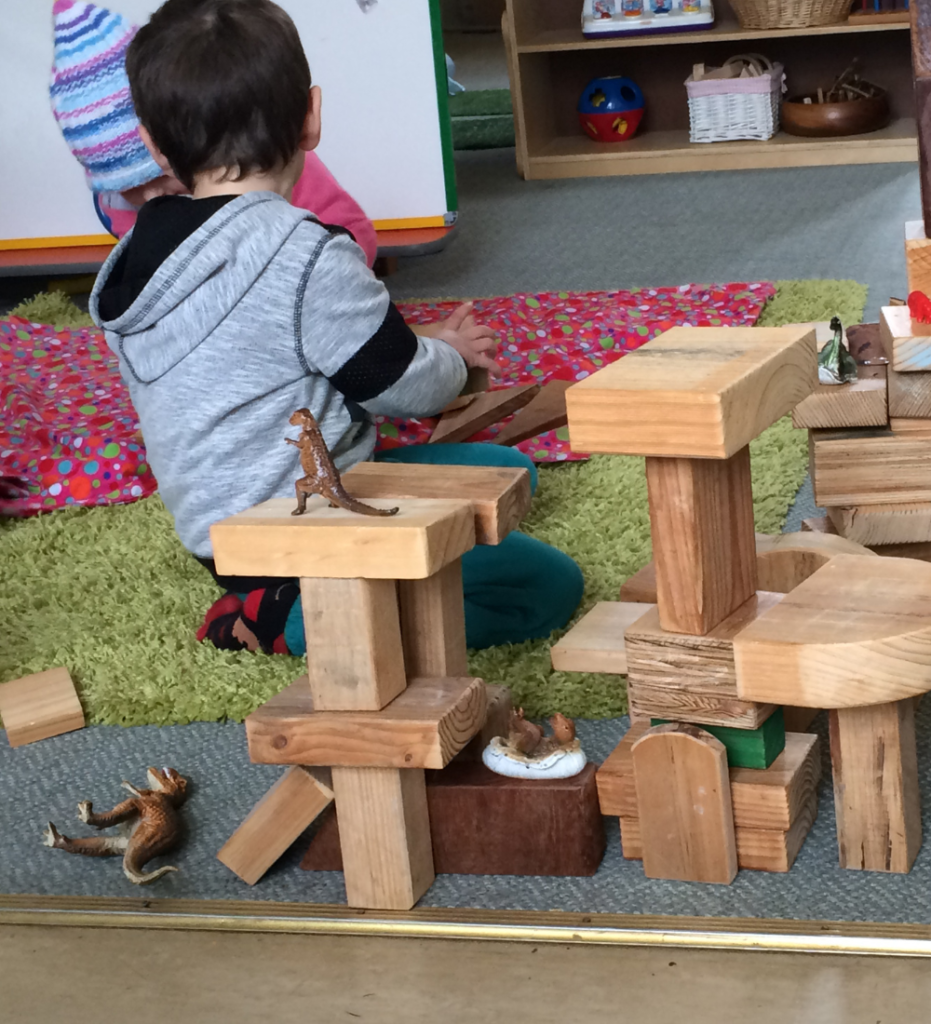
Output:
[284, 444, 584, 653]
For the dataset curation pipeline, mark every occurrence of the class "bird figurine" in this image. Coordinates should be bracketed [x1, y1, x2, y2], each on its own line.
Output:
[817, 316, 858, 386]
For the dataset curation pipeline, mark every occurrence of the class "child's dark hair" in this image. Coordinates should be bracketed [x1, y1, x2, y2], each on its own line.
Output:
[126, 0, 311, 190]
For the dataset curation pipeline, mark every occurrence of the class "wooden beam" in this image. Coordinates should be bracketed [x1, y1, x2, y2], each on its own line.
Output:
[618, 563, 658, 603]
[629, 682, 776, 731]
[210, 496, 475, 580]
[455, 684, 512, 761]
[754, 531, 877, 592]
[493, 379, 571, 447]
[826, 502, 931, 546]
[632, 724, 738, 884]
[646, 445, 757, 635]
[341, 462, 531, 545]
[904, 224, 931, 300]
[549, 601, 654, 674]
[0, 667, 85, 748]
[565, 325, 817, 459]
[880, 304, 931, 373]
[245, 675, 487, 768]
[398, 560, 468, 678]
[429, 385, 540, 445]
[791, 365, 887, 430]
[734, 554, 931, 708]
[829, 699, 921, 873]
[331, 766, 435, 910]
[810, 427, 931, 506]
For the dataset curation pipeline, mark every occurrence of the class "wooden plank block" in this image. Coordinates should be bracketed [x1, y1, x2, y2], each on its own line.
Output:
[429, 385, 540, 445]
[782, 706, 820, 733]
[827, 502, 931, 546]
[829, 699, 921, 873]
[598, 726, 820, 830]
[331, 766, 435, 910]
[245, 675, 487, 768]
[300, 577, 406, 712]
[550, 601, 654, 674]
[646, 445, 757, 635]
[211, 496, 475, 580]
[456, 683, 512, 761]
[0, 667, 84, 748]
[888, 366, 931, 418]
[905, 221, 931, 298]
[650, 707, 785, 768]
[493, 379, 571, 446]
[620, 789, 817, 873]
[810, 428, 931, 506]
[301, 763, 606, 877]
[217, 767, 334, 885]
[875, 541, 931, 560]
[341, 462, 531, 545]
[398, 560, 468, 679]
[632, 724, 738, 883]
[565, 325, 817, 459]
[618, 562, 657, 603]
[754, 531, 877, 592]
[880, 304, 931, 373]
[630, 683, 775, 731]
[791, 365, 887, 429]
[734, 554, 931, 708]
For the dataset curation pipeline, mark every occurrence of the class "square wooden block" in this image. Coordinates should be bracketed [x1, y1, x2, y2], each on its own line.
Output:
[210, 496, 475, 580]
[881, 305, 931, 373]
[550, 601, 655, 674]
[0, 667, 84, 748]
[565, 325, 816, 459]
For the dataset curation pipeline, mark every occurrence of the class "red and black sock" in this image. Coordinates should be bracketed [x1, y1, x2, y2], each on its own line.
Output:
[197, 585, 299, 655]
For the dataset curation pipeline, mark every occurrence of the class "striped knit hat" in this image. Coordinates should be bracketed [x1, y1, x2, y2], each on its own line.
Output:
[49, 0, 161, 193]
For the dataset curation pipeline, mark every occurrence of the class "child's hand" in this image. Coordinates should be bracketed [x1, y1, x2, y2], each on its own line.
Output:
[430, 302, 499, 374]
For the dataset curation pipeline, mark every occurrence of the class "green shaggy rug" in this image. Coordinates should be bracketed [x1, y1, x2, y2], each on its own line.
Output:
[0, 280, 866, 727]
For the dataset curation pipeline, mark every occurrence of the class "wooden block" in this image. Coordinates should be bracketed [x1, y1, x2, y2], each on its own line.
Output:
[550, 601, 654, 674]
[646, 445, 757, 635]
[881, 304, 931, 373]
[456, 683, 512, 761]
[829, 699, 921, 873]
[341, 462, 531, 545]
[565, 325, 816, 459]
[651, 708, 786, 769]
[782, 706, 820, 732]
[791, 365, 887, 430]
[734, 554, 931, 708]
[429, 384, 540, 445]
[598, 725, 820, 830]
[210, 496, 475, 580]
[245, 674, 487, 768]
[905, 222, 931, 298]
[331, 766, 435, 910]
[888, 366, 931, 418]
[630, 682, 775, 731]
[810, 428, 931, 506]
[217, 767, 334, 885]
[754, 531, 877, 592]
[618, 563, 657, 603]
[300, 762, 606, 877]
[300, 577, 406, 712]
[620, 790, 817, 873]
[0, 667, 84, 748]
[875, 541, 931, 560]
[801, 515, 837, 534]
[493, 379, 571, 446]
[827, 502, 931, 546]
[398, 560, 468, 679]
[632, 724, 738, 883]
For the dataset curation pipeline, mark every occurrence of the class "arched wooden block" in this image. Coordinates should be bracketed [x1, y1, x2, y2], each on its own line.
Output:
[734, 554, 931, 708]
[754, 531, 877, 593]
[631, 723, 737, 884]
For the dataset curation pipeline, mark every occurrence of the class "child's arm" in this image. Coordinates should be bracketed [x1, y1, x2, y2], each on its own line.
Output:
[291, 154, 378, 269]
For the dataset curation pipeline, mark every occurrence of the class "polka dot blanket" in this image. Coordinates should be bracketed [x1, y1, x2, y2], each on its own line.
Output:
[0, 282, 773, 516]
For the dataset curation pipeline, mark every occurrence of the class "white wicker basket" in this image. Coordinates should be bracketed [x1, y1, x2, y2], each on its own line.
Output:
[686, 54, 785, 144]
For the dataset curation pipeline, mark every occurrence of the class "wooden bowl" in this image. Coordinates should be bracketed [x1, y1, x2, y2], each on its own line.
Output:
[781, 91, 889, 137]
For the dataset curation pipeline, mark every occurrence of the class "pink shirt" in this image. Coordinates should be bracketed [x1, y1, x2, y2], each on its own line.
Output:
[96, 152, 378, 268]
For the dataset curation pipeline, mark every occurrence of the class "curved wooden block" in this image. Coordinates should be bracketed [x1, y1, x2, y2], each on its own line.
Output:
[734, 554, 931, 708]
[754, 531, 877, 593]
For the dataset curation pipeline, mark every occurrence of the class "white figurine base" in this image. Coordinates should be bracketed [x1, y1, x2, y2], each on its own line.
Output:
[482, 736, 587, 780]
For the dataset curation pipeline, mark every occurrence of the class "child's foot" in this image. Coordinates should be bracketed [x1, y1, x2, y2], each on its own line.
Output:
[240, 584, 299, 654]
[197, 593, 247, 650]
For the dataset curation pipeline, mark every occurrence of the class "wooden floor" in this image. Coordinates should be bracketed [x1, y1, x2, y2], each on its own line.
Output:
[3, 924, 931, 1022]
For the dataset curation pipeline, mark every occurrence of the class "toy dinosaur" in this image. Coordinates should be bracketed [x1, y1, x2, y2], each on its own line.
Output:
[818, 316, 858, 385]
[286, 408, 398, 517]
[43, 767, 188, 885]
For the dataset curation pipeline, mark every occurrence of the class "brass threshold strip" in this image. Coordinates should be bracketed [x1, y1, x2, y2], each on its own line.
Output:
[3, 894, 931, 957]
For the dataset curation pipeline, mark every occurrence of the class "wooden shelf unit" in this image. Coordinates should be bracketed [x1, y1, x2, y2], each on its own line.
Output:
[504, 0, 916, 178]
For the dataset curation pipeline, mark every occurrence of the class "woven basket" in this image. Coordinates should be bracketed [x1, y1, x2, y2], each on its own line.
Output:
[729, 0, 851, 29]
[686, 55, 785, 143]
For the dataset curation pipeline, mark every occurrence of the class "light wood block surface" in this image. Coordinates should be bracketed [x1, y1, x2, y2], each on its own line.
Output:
[565, 325, 816, 459]
[217, 767, 334, 885]
[646, 445, 757, 635]
[0, 667, 84, 748]
[398, 560, 468, 679]
[880, 304, 931, 373]
[210, 496, 475, 580]
[754, 531, 877, 592]
[829, 699, 921, 872]
[905, 222, 931, 300]
[429, 384, 540, 444]
[627, 681, 776, 730]
[300, 577, 406, 712]
[810, 427, 931, 506]
[632, 723, 738, 884]
[341, 462, 531, 545]
[550, 601, 654, 674]
[791, 364, 887, 429]
[733, 554, 931, 708]
[888, 366, 931, 417]
[827, 502, 931, 546]
[331, 766, 435, 910]
[245, 675, 487, 768]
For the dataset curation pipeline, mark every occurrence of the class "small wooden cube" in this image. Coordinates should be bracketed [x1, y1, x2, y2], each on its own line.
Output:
[0, 667, 84, 748]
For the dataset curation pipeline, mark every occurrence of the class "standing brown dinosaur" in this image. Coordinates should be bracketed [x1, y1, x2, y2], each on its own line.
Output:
[43, 767, 188, 885]
[286, 408, 398, 517]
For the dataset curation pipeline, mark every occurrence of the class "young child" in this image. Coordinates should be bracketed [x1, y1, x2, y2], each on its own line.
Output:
[90, 0, 583, 656]
[49, 0, 378, 266]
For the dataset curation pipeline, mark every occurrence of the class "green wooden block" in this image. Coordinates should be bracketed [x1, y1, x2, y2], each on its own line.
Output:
[650, 707, 785, 769]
